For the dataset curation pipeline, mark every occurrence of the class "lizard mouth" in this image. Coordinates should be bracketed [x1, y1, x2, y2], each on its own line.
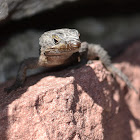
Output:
[44, 40, 81, 55]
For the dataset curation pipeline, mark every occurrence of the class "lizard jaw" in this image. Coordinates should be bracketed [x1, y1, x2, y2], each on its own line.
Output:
[44, 40, 81, 56]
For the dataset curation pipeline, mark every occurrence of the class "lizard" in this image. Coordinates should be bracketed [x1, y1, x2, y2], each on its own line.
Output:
[4, 28, 138, 94]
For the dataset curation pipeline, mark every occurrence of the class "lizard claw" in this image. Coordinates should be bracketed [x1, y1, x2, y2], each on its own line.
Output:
[87, 60, 94, 64]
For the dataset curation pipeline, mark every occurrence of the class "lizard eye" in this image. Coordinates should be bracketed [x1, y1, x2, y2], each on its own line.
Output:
[53, 38, 59, 45]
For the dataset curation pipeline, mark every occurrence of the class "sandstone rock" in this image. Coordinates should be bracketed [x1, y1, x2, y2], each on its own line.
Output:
[105, 43, 140, 140]
[0, 43, 140, 139]
[0, 61, 120, 140]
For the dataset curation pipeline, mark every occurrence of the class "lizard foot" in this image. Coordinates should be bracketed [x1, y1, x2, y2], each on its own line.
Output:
[87, 60, 94, 64]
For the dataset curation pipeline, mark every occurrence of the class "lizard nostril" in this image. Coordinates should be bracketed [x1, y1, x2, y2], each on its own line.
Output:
[44, 51, 50, 56]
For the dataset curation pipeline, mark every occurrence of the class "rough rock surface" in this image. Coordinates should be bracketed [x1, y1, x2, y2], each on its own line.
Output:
[0, 61, 114, 140]
[1, 0, 140, 21]
[105, 42, 140, 140]
[0, 0, 76, 20]
[0, 43, 140, 140]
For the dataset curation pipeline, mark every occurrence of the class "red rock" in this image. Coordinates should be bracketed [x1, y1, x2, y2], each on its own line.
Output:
[0, 42, 140, 140]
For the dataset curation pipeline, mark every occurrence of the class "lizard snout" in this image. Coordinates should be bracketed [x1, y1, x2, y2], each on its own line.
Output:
[67, 40, 81, 49]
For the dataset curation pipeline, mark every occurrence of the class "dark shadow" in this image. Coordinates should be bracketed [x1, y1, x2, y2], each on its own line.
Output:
[111, 40, 140, 67]
[102, 83, 140, 140]
[105, 37, 140, 59]
[70, 65, 140, 140]
[1, 0, 140, 50]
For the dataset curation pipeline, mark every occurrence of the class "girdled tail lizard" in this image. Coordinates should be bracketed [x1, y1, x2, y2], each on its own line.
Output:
[5, 28, 138, 94]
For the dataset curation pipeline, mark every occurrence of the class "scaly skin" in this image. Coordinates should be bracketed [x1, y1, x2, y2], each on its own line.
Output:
[4, 28, 138, 93]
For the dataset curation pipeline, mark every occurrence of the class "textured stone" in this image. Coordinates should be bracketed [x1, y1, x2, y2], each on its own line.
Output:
[0, 0, 76, 21]
[0, 43, 140, 140]
[104, 43, 140, 140]
[0, 0, 8, 20]
[0, 61, 119, 140]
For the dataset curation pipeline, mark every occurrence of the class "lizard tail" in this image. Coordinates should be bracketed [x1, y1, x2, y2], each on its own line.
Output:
[107, 65, 138, 94]
[87, 43, 138, 94]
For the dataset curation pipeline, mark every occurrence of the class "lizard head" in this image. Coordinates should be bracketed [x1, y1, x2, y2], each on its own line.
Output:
[39, 28, 81, 56]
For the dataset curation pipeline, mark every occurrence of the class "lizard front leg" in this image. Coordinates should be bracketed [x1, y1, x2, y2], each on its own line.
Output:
[85, 42, 138, 94]
[5, 57, 40, 93]
[78, 42, 89, 65]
